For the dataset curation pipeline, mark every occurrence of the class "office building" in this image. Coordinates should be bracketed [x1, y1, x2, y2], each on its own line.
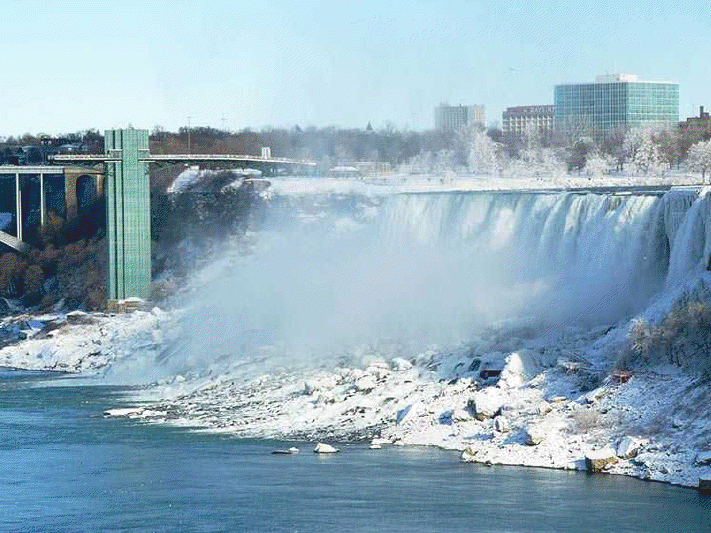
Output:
[554, 74, 678, 137]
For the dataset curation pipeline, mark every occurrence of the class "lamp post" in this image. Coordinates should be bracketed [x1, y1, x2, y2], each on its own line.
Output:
[187, 116, 192, 155]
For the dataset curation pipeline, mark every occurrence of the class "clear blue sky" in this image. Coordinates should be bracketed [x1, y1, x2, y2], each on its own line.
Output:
[2, 0, 709, 135]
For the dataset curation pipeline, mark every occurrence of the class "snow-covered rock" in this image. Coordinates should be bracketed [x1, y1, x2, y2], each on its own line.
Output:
[460, 446, 479, 462]
[498, 350, 539, 388]
[616, 436, 648, 460]
[494, 415, 509, 433]
[313, 442, 339, 453]
[391, 357, 413, 371]
[469, 389, 503, 420]
[585, 448, 618, 472]
[396, 404, 413, 425]
[535, 401, 552, 415]
[354, 375, 376, 392]
[523, 425, 546, 446]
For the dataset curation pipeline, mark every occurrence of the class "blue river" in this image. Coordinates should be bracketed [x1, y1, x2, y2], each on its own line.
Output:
[1, 369, 709, 533]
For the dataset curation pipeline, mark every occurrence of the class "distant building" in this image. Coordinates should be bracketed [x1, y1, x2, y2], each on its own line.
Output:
[554, 74, 679, 138]
[502, 105, 554, 141]
[679, 106, 711, 140]
[435, 104, 486, 132]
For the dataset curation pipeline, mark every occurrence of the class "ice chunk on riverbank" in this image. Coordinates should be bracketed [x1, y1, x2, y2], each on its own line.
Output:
[314, 443, 339, 453]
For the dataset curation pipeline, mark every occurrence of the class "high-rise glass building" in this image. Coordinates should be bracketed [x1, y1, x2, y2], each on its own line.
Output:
[104, 128, 152, 301]
[554, 74, 679, 136]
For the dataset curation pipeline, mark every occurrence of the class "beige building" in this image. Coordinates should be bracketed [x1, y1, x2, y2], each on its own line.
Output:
[435, 104, 486, 132]
[502, 105, 555, 140]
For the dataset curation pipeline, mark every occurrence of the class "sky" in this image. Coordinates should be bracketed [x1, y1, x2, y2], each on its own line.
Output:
[1, 0, 710, 136]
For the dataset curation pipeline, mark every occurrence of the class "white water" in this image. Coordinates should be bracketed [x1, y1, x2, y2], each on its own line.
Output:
[143, 186, 711, 381]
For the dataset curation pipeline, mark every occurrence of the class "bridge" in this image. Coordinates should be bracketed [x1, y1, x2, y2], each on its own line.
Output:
[0, 164, 104, 254]
[52, 152, 317, 172]
[1, 130, 316, 305]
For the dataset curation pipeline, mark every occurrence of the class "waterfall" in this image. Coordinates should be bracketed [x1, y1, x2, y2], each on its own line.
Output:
[121, 186, 711, 381]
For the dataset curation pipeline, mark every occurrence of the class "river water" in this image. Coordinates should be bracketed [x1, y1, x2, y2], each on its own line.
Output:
[1, 370, 709, 533]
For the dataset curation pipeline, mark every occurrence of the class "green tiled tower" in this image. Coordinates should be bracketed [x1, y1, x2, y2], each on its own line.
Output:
[105, 128, 152, 300]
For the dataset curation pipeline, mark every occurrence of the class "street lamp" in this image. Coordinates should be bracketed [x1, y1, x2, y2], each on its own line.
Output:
[187, 116, 192, 155]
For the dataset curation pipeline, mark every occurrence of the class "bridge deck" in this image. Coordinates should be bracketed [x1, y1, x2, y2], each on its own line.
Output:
[51, 154, 316, 166]
[0, 165, 66, 174]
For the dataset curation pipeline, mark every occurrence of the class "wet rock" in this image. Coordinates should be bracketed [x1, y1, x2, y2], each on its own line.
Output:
[616, 436, 648, 460]
[585, 448, 618, 472]
[524, 425, 545, 446]
[699, 474, 711, 494]
[314, 442, 339, 453]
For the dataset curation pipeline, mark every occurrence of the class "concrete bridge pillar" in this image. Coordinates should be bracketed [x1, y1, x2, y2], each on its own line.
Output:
[63, 165, 105, 222]
[15, 173, 22, 241]
[64, 169, 79, 222]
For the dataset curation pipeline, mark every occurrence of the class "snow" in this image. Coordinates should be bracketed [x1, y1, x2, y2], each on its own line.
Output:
[266, 172, 703, 198]
[4, 183, 711, 490]
[314, 443, 339, 453]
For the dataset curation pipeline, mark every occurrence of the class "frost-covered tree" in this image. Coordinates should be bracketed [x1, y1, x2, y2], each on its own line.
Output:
[654, 128, 680, 169]
[460, 126, 501, 175]
[503, 146, 566, 179]
[624, 128, 667, 176]
[687, 140, 711, 184]
[583, 152, 614, 178]
[403, 148, 460, 174]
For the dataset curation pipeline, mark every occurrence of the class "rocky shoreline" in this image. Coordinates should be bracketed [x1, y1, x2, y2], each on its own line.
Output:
[2, 307, 710, 493]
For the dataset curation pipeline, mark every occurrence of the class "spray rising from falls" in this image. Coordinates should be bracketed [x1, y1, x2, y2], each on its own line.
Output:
[118, 186, 711, 382]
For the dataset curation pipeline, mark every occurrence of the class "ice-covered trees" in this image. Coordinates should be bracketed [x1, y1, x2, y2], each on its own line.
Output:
[461, 126, 502, 175]
[687, 140, 711, 184]
[583, 153, 614, 178]
[623, 128, 667, 176]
